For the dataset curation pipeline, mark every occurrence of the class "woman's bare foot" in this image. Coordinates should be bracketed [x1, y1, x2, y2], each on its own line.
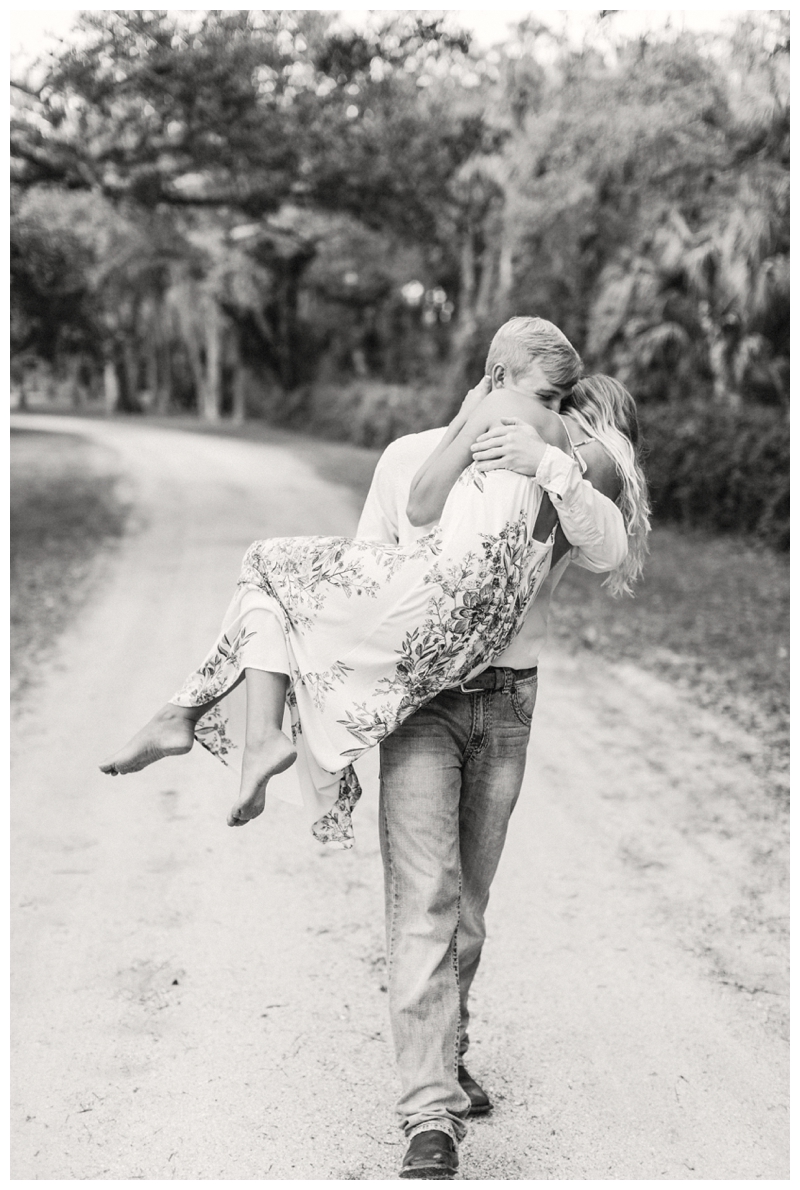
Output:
[228, 730, 297, 827]
[99, 705, 198, 775]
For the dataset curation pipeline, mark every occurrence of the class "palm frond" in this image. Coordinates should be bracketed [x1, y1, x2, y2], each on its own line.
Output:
[629, 320, 691, 366]
[586, 265, 638, 356]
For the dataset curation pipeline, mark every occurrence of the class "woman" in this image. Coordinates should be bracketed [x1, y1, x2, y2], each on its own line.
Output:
[100, 374, 649, 846]
[472, 373, 649, 594]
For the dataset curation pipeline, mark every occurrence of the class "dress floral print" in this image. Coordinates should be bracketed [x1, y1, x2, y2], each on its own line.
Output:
[172, 463, 555, 847]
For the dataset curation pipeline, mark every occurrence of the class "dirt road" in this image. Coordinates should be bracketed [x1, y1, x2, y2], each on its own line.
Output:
[11, 415, 788, 1179]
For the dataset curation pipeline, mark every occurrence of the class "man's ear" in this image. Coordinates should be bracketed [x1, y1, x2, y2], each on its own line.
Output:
[491, 363, 505, 390]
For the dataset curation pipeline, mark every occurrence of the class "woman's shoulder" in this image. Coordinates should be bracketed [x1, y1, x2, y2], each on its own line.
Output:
[571, 439, 621, 500]
[471, 391, 567, 446]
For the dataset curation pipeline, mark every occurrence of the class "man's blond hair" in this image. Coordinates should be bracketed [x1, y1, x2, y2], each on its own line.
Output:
[485, 316, 582, 393]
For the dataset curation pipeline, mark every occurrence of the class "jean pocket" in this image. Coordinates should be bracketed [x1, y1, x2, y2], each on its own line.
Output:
[509, 676, 538, 726]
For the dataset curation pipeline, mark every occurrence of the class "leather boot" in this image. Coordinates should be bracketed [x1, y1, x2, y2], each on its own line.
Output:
[458, 1064, 493, 1115]
[399, 1129, 459, 1179]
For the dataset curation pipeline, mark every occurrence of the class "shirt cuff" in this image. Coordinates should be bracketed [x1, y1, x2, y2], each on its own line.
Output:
[534, 444, 580, 499]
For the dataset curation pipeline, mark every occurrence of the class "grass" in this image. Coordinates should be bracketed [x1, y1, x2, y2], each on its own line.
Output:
[10, 428, 130, 700]
[551, 527, 789, 772]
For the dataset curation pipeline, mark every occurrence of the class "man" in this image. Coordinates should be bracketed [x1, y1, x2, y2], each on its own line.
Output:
[356, 317, 627, 1179]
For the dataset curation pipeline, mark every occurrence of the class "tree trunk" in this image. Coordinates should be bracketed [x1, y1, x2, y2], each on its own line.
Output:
[67, 355, 84, 409]
[475, 209, 504, 323]
[445, 232, 481, 404]
[201, 299, 222, 422]
[230, 331, 247, 424]
[275, 270, 299, 391]
[700, 303, 743, 409]
[475, 248, 496, 322]
[154, 339, 172, 413]
[119, 341, 143, 413]
[171, 280, 206, 416]
[145, 336, 159, 412]
[45, 367, 59, 405]
[496, 233, 514, 313]
[183, 332, 205, 416]
[456, 232, 478, 337]
[103, 361, 120, 414]
[270, 240, 316, 392]
[232, 367, 247, 424]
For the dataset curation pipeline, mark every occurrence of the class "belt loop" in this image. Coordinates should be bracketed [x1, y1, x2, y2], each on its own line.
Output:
[502, 667, 513, 694]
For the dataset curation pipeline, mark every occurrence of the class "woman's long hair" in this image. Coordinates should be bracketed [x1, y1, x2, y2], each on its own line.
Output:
[562, 375, 651, 596]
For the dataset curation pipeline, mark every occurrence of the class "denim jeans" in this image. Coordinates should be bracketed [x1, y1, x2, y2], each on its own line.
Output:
[378, 665, 538, 1142]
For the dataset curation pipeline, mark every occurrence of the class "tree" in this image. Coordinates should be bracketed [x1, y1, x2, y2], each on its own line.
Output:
[11, 11, 478, 231]
[10, 11, 789, 414]
[11, 191, 99, 368]
[11, 10, 487, 409]
[467, 15, 791, 405]
[579, 22, 789, 405]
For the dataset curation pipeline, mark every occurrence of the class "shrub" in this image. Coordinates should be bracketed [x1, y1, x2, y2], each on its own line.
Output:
[282, 382, 450, 448]
[639, 403, 789, 550]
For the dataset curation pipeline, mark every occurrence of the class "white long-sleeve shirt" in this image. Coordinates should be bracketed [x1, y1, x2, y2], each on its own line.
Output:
[356, 427, 628, 670]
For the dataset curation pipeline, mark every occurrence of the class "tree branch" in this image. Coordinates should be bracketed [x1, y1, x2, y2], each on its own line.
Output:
[11, 79, 44, 99]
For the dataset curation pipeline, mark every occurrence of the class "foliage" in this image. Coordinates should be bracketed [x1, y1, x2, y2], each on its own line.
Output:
[10, 193, 100, 361]
[639, 403, 788, 549]
[11, 10, 479, 235]
[493, 21, 789, 407]
[281, 382, 447, 449]
[11, 9, 486, 404]
[9, 10, 790, 428]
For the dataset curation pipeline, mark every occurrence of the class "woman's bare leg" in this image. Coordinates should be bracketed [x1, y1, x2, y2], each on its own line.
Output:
[228, 669, 296, 827]
[99, 683, 239, 776]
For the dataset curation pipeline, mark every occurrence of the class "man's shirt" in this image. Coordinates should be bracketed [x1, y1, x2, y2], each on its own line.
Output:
[356, 427, 628, 671]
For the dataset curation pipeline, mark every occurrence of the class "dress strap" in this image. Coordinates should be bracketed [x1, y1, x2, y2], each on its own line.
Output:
[558, 416, 595, 475]
[572, 448, 588, 475]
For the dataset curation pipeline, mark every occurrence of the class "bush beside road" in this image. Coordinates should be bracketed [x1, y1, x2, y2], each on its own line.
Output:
[640, 403, 789, 551]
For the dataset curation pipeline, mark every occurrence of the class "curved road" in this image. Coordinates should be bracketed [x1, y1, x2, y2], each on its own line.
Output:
[11, 415, 788, 1179]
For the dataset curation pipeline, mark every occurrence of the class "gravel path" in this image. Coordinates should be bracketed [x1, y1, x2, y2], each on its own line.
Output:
[10, 415, 788, 1179]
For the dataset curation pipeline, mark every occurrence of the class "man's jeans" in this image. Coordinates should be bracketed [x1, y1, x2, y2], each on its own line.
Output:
[378, 666, 537, 1142]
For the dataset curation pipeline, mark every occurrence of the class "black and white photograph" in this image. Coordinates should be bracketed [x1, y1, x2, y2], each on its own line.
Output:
[10, 5, 789, 1180]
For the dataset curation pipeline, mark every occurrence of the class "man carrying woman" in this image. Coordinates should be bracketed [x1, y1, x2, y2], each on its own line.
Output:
[101, 315, 649, 1179]
[356, 317, 647, 1178]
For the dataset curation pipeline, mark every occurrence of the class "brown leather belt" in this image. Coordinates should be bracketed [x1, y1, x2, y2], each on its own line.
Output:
[456, 665, 538, 694]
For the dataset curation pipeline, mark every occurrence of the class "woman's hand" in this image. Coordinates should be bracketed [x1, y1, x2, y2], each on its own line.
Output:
[471, 417, 549, 475]
[459, 375, 492, 420]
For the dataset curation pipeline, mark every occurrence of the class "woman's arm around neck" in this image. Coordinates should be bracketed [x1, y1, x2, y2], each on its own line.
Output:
[407, 390, 568, 527]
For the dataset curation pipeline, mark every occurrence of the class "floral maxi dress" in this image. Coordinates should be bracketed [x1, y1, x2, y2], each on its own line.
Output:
[171, 464, 555, 847]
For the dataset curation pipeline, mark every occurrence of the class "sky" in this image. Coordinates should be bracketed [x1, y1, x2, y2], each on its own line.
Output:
[10, 6, 763, 70]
